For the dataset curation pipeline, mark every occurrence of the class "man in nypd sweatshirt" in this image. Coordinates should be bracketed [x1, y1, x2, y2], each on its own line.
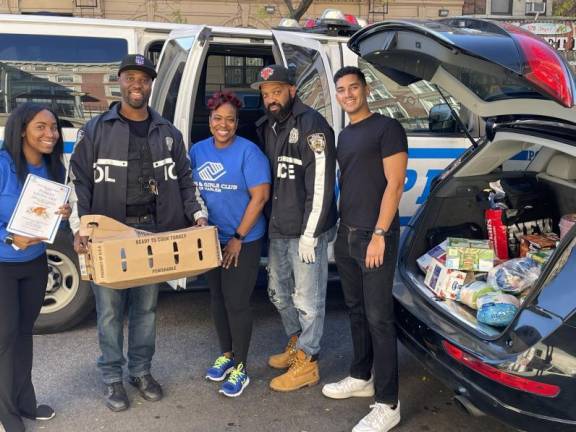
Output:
[69, 54, 207, 412]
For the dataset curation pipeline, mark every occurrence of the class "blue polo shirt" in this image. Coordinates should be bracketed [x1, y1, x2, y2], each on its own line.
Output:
[0, 150, 48, 262]
[189, 136, 271, 243]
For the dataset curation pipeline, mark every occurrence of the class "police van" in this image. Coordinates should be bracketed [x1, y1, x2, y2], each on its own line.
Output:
[0, 12, 475, 333]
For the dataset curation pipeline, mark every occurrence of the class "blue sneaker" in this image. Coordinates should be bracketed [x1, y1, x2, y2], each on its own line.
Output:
[219, 364, 250, 397]
[205, 355, 235, 382]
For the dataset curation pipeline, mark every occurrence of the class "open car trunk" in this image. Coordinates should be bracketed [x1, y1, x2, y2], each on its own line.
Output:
[400, 130, 576, 338]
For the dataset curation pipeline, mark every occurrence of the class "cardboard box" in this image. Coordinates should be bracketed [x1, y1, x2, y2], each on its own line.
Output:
[445, 237, 495, 272]
[79, 215, 222, 289]
[519, 233, 559, 257]
[416, 239, 448, 274]
[424, 258, 475, 300]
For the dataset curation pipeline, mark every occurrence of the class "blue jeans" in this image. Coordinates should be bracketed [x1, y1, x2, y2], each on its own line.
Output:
[92, 221, 159, 384]
[92, 283, 159, 384]
[267, 228, 334, 356]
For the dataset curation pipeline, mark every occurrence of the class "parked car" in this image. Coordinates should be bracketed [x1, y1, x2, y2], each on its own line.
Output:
[349, 17, 576, 432]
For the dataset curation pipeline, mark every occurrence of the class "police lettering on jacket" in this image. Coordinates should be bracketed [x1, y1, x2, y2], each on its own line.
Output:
[69, 105, 206, 232]
[256, 98, 337, 239]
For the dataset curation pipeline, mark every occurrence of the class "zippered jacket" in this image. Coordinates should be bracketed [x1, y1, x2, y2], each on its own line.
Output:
[256, 98, 337, 239]
[70, 104, 206, 232]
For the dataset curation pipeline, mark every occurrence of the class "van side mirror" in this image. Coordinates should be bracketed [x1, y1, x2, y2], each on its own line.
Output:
[429, 103, 457, 133]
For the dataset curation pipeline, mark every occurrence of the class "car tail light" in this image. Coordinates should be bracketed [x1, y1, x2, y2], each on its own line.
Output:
[500, 23, 573, 108]
[442, 340, 561, 397]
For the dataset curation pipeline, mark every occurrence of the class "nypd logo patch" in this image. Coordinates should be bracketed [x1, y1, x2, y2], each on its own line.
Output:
[307, 133, 326, 153]
[289, 128, 299, 144]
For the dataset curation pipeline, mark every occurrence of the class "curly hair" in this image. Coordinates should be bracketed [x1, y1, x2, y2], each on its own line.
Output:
[206, 91, 243, 114]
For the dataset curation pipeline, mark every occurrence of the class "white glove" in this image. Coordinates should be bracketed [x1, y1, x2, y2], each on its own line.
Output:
[298, 235, 318, 264]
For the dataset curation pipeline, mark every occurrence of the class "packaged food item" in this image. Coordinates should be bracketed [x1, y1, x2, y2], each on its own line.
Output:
[424, 258, 474, 300]
[526, 249, 554, 266]
[487, 258, 541, 294]
[476, 293, 520, 327]
[519, 233, 559, 257]
[445, 237, 495, 272]
[486, 209, 509, 260]
[459, 281, 496, 309]
[417, 240, 448, 273]
[559, 214, 576, 240]
[483, 178, 556, 258]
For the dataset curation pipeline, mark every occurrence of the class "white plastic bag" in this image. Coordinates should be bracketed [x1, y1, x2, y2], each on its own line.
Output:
[487, 258, 541, 294]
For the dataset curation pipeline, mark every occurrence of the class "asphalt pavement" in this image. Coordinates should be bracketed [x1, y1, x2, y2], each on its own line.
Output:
[26, 284, 516, 432]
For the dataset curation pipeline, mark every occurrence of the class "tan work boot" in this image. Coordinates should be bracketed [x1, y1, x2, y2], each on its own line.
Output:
[269, 349, 319, 392]
[268, 335, 298, 369]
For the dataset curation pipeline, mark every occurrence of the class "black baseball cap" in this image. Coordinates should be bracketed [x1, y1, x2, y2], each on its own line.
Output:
[118, 54, 157, 79]
[250, 65, 295, 89]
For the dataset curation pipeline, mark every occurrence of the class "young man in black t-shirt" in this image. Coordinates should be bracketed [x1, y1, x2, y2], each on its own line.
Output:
[321, 66, 408, 432]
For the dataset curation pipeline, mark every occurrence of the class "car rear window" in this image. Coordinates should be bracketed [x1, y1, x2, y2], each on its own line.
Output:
[443, 63, 548, 102]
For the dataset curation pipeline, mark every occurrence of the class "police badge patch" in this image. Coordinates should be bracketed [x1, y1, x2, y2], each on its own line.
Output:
[307, 133, 326, 153]
[165, 136, 174, 152]
[289, 128, 299, 144]
[75, 129, 85, 145]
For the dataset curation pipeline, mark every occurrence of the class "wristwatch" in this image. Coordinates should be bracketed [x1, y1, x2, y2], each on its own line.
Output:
[4, 234, 14, 246]
[233, 231, 246, 241]
[373, 228, 387, 237]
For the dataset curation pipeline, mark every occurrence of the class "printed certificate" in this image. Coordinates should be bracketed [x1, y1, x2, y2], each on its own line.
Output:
[7, 174, 71, 244]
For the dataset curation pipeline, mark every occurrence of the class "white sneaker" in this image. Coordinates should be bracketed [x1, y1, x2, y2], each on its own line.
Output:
[322, 376, 375, 399]
[352, 402, 401, 432]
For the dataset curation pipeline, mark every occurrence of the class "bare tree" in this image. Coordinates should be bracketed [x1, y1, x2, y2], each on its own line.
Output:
[283, 0, 315, 21]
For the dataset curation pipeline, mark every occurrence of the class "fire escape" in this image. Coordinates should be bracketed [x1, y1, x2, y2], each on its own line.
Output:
[73, 0, 101, 18]
[368, 0, 389, 24]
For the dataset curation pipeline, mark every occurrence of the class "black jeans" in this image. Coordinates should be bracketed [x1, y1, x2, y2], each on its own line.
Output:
[334, 224, 400, 405]
[0, 254, 48, 432]
[206, 239, 262, 367]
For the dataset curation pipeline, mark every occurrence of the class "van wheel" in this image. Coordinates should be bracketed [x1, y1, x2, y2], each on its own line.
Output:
[34, 229, 94, 334]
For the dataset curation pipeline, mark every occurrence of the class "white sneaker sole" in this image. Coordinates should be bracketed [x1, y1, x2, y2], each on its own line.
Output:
[219, 376, 250, 398]
[352, 415, 400, 432]
[321, 385, 375, 399]
[205, 366, 234, 382]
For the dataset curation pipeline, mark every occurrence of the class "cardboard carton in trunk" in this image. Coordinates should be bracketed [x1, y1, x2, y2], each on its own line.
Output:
[79, 215, 222, 289]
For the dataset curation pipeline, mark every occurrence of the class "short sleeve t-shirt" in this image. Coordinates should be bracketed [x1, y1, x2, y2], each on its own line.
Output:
[0, 152, 49, 262]
[189, 136, 271, 243]
[337, 113, 408, 231]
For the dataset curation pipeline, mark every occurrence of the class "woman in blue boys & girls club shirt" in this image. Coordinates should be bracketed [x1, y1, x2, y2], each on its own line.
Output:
[189, 91, 271, 398]
[0, 103, 71, 432]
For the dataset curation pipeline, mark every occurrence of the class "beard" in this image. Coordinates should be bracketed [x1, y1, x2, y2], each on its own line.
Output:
[266, 97, 294, 123]
[126, 95, 149, 109]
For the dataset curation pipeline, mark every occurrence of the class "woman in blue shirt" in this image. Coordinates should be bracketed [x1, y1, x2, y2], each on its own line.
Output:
[189, 91, 270, 397]
[0, 103, 71, 432]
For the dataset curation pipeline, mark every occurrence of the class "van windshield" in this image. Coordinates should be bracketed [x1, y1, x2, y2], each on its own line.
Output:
[0, 34, 128, 127]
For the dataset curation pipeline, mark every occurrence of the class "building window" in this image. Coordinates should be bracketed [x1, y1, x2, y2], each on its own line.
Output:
[491, 0, 512, 15]
[224, 56, 263, 87]
[107, 86, 121, 97]
[57, 75, 75, 84]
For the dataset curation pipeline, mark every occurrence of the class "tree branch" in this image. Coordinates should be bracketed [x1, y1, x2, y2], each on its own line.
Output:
[283, 0, 314, 21]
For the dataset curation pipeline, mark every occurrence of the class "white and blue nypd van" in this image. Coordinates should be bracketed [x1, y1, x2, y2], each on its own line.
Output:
[0, 11, 483, 332]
